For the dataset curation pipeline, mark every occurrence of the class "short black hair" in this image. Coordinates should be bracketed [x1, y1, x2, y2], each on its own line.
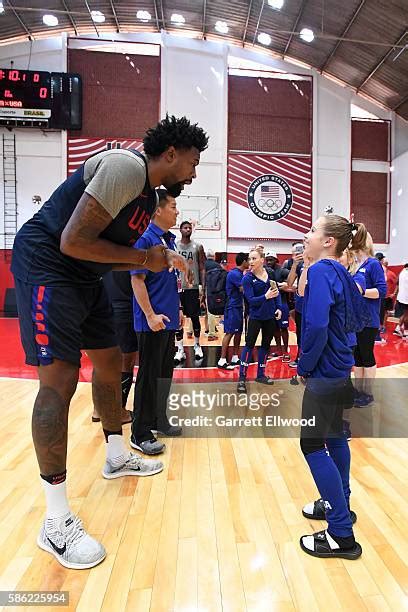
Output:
[236, 252, 248, 266]
[156, 188, 170, 206]
[143, 115, 209, 157]
[180, 220, 192, 230]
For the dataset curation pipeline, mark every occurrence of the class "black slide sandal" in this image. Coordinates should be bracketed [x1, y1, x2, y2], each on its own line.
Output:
[302, 498, 357, 523]
[300, 530, 362, 559]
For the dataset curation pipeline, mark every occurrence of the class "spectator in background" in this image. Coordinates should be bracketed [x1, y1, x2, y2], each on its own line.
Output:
[130, 190, 183, 456]
[286, 244, 305, 367]
[265, 250, 292, 362]
[218, 252, 249, 370]
[375, 253, 397, 335]
[393, 263, 408, 338]
[204, 249, 222, 340]
[237, 248, 282, 394]
[350, 226, 387, 406]
[176, 221, 206, 361]
[282, 242, 300, 271]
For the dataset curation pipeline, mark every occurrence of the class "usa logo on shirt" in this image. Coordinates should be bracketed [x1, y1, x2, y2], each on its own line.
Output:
[247, 174, 293, 222]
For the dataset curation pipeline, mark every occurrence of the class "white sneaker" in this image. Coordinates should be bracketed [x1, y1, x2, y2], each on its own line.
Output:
[37, 512, 106, 570]
[174, 348, 186, 363]
[194, 345, 204, 359]
[102, 452, 163, 479]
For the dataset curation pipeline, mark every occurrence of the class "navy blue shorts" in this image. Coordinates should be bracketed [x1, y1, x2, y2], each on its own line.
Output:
[277, 302, 290, 329]
[223, 306, 243, 334]
[112, 306, 138, 354]
[14, 280, 117, 367]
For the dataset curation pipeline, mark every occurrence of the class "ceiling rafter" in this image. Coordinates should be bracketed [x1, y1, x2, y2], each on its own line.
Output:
[152, 0, 161, 32]
[252, 0, 265, 45]
[60, 0, 78, 36]
[6, 0, 33, 40]
[202, 0, 207, 38]
[320, 0, 366, 72]
[393, 91, 408, 111]
[357, 28, 408, 93]
[83, 0, 100, 36]
[109, 0, 120, 33]
[242, 0, 253, 44]
[283, 0, 308, 56]
[159, 0, 166, 30]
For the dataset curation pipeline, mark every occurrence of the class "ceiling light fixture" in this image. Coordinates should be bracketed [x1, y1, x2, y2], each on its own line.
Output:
[171, 13, 185, 25]
[268, 0, 284, 9]
[136, 10, 151, 22]
[91, 11, 105, 23]
[300, 28, 314, 43]
[215, 21, 228, 34]
[0, 2, 4, 14]
[43, 14, 58, 26]
[257, 32, 271, 46]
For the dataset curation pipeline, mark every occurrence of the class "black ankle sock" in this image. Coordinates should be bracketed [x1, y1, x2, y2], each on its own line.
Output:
[121, 372, 133, 408]
[328, 531, 355, 550]
[103, 429, 122, 443]
[40, 470, 67, 485]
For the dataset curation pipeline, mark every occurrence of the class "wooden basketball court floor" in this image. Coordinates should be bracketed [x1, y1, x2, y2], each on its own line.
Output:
[0, 321, 407, 611]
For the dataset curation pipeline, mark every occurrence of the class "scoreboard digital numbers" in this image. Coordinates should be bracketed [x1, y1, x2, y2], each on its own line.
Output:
[0, 69, 51, 119]
[0, 68, 81, 129]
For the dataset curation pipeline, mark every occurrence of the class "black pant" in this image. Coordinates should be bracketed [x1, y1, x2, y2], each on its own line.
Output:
[132, 330, 175, 443]
[300, 383, 352, 456]
[246, 318, 276, 350]
[354, 327, 377, 368]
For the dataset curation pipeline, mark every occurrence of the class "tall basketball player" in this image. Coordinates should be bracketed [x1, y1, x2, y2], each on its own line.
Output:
[11, 115, 208, 570]
[175, 220, 207, 360]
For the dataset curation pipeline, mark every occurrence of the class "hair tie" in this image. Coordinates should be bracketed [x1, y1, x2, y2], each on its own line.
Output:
[349, 222, 358, 236]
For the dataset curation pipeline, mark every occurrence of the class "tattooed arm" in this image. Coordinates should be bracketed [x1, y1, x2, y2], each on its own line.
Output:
[60, 193, 167, 272]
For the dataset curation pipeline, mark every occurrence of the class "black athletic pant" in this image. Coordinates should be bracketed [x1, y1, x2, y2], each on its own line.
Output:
[132, 330, 175, 443]
[300, 382, 352, 456]
[245, 318, 276, 349]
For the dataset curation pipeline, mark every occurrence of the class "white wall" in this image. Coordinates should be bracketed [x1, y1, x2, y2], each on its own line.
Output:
[387, 148, 408, 265]
[315, 76, 351, 220]
[161, 34, 228, 250]
[0, 32, 406, 262]
[0, 38, 67, 248]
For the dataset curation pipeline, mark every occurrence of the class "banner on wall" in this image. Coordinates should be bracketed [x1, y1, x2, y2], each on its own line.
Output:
[67, 137, 143, 175]
[227, 153, 312, 240]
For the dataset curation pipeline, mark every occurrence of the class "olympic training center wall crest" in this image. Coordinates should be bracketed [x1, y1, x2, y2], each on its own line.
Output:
[247, 174, 293, 221]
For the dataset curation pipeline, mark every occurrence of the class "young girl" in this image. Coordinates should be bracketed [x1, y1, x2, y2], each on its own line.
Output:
[350, 226, 387, 406]
[297, 215, 367, 560]
[237, 249, 282, 393]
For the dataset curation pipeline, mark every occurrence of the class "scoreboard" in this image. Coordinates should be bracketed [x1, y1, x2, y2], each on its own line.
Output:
[0, 68, 82, 129]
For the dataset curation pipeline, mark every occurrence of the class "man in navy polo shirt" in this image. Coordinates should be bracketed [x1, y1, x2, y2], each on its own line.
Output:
[130, 190, 183, 455]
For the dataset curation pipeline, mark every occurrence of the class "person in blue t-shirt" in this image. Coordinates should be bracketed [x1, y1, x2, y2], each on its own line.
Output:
[237, 249, 282, 393]
[297, 214, 365, 560]
[350, 226, 387, 407]
[130, 190, 184, 456]
[286, 246, 305, 368]
[217, 252, 249, 370]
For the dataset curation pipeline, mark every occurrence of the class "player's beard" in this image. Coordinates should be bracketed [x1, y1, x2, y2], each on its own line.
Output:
[166, 182, 184, 198]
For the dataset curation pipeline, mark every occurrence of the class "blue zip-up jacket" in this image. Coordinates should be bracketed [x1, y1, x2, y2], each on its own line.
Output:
[298, 260, 355, 385]
[242, 271, 282, 320]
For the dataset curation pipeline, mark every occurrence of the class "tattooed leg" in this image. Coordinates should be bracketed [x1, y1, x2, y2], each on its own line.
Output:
[87, 347, 122, 432]
[33, 360, 79, 476]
